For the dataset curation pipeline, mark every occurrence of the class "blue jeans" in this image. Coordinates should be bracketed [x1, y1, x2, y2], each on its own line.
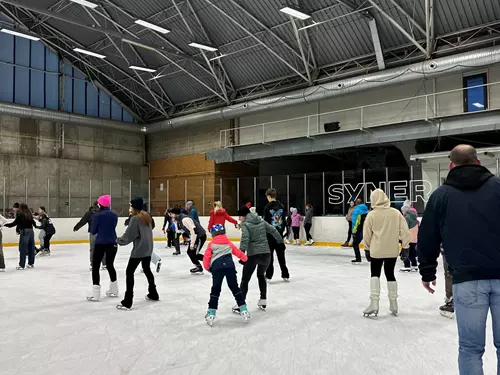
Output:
[19, 228, 35, 268]
[454, 280, 500, 375]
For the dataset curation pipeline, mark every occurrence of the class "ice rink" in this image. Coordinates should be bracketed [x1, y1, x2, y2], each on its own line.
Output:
[0, 242, 497, 375]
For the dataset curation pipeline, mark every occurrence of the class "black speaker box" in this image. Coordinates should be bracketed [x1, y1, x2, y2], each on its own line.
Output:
[324, 121, 340, 132]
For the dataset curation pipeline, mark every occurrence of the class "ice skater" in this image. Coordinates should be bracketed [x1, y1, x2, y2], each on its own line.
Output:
[362, 189, 410, 317]
[117, 197, 159, 310]
[207, 201, 238, 233]
[439, 247, 454, 318]
[0, 213, 8, 271]
[351, 198, 369, 264]
[400, 201, 419, 272]
[290, 207, 303, 245]
[304, 203, 314, 246]
[74, 202, 106, 270]
[170, 207, 206, 274]
[342, 200, 355, 248]
[162, 207, 175, 249]
[5, 204, 36, 270]
[203, 224, 249, 325]
[35, 206, 56, 256]
[263, 188, 290, 281]
[87, 195, 119, 302]
[234, 205, 285, 312]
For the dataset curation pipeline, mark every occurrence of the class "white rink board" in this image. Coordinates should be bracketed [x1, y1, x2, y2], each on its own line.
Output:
[0, 243, 497, 375]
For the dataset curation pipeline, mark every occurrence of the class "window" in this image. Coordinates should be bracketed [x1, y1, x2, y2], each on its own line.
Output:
[463, 73, 488, 113]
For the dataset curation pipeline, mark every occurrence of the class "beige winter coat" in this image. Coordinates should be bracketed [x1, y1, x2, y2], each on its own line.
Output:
[363, 189, 411, 259]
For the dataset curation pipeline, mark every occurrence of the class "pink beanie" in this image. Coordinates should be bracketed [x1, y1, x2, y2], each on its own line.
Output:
[97, 195, 111, 207]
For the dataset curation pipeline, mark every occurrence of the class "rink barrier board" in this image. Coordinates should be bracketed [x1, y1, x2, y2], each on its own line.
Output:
[0, 216, 365, 248]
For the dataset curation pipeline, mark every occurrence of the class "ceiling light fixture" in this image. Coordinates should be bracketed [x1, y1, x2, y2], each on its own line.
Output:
[188, 42, 218, 52]
[73, 48, 106, 59]
[134, 20, 170, 34]
[0, 28, 40, 41]
[279, 6, 311, 20]
[129, 65, 156, 73]
[69, 0, 98, 9]
[122, 38, 157, 52]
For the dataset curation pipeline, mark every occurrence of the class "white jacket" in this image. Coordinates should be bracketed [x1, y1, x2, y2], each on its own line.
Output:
[363, 189, 410, 259]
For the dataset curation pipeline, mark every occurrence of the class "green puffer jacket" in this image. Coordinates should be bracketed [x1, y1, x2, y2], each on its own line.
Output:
[240, 212, 283, 257]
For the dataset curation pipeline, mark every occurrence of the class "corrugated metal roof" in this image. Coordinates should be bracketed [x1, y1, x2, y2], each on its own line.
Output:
[7, 0, 500, 121]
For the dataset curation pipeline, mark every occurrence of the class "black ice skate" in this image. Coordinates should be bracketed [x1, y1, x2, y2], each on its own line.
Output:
[172, 251, 181, 256]
[190, 266, 203, 275]
[351, 259, 362, 265]
[439, 299, 454, 319]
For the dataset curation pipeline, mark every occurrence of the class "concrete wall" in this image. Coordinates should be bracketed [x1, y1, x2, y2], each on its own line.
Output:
[0, 115, 148, 217]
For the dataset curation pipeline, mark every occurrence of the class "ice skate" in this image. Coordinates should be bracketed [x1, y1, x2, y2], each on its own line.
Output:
[156, 260, 162, 273]
[388, 281, 398, 316]
[105, 281, 119, 297]
[266, 278, 271, 283]
[0, 269, 5, 272]
[16, 266, 24, 270]
[87, 285, 101, 302]
[341, 242, 351, 248]
[351, 259, 362, 265]
[309, 239, 315, 245]
[146, 284, 160, 301]
[101, 265, 107, 271]
[439, 298, 454, 319]
[399, 267, 411, 273]
[205, 308, 216, 326]
[282, 277, 290, 282]
[190, 265, 204, 275]
[231, 304, 240, 314]
[411, 266, 419, 272]
[172, 251, 181, 256]
[285, 239, 290, 244]
[258, 299, 267, 311]
[117, 291, 133, 310]
[239, 305, 251, 322]
[363, 277, 380, 317]
[27, 264, 34, 268]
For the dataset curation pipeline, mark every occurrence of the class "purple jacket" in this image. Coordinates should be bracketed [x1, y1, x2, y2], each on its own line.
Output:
[291, 211, 303, 227]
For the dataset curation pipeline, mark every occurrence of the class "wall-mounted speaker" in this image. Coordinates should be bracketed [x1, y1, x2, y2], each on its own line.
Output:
[324, 121, 340, 132]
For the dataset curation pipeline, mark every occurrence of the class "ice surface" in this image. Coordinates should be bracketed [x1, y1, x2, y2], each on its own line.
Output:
[0, 243, 497, 375]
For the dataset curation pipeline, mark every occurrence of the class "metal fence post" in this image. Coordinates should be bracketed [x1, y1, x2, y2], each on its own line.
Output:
[341, 170, 345, 215]
[287, 175, 290, 210]
[303, 173, 307, 211]
[410, 165, 414, 202]
[202, 178, 205, 215]
[68, 179, 71, 217]
[322, 172, 325, 215]
[89, 179, 92, 207]
[270, 176, 273, 188]
[253, 177, 256, 207]
[220, 178, 223, 202]
[362, 169, 367, 203]
[437, 163, 441, 187]
[148, 179, 151, 212]
[237, 178, 240, 209]
[3, 176, 6, 216]
[25, 177, 28, 204]
[184, 179, 187, 202]
[109, 180, 112, 209]
[497, 159, 499, 176]
[47, 178, 50, 215]
[129, 180, 132, 203]
[385, 167, 389, 195]
[167, 180, 170, 207]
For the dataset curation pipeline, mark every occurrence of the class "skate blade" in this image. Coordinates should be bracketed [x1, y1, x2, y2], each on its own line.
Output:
[258, 306, 266, 311]
[232, 309, 241, 314]
[116, 305, 131, 311]
[86, 297, 100, 302]
[145, 296, 160, 302]
[363, 311, 378, 317]
[391, 311, 398, 316]
[206, 317, 215, 326]
[190, 272, 204, 275]
[106, 292, 118, 298]
[440, 311, 454, 319]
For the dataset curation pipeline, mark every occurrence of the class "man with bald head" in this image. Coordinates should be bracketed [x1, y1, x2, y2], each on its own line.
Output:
[418, 144, 500, 374]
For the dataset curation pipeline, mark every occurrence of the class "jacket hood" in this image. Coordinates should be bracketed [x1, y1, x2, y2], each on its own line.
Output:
[355, 203, 369, 214]
[290, 207, 297, 213]
[211, 208, 227, 216]
[405, 209, 419, 228]
[370, 189, 390, 209]
[266, 200, 283, 210]
[444, 164, 494, 190]
[244, 212, 262, 225]
[211, 234, 230, 244]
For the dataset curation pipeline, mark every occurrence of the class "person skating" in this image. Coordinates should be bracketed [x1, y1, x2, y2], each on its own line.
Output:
[170, 207, 206, 274]
[35, 206, 56, 257]
[263, 188, 290, 281]
[203, 224, 250, 326]
[439, 246, 454, 318]
[0, 213, 8, 271]
[351, 198, 369, 264]
[74, 202, 106, 270]
[400, 201, 419, 272]
[87, 195, 119, 302]
[186, 200, 199, 222]
[166, 208, 181, 256]
[234, 206, 285, 312]
[162, 208, 175, 249]
[304, 204, 314, 246]
[5, 204, 36, 270]
[418, 145, 500, 374]
[117, 197, 159, 310]
[362, 189, 410, 317]
[290, 207, 303, 245]
[283, 210, 292, 244]
[341, 200, 355, 248]
[207, 201, 238, 233]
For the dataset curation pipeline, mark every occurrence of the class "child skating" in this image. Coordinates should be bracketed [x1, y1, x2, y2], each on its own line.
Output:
[290, 207, 303, 245]
[203, 224, 250, 326]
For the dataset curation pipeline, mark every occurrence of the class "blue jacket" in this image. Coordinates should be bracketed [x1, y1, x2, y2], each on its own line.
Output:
[351, 204, 369, 231]
[189, 206, 199, 222]
[91, 207, 118, 245]
[418, 165, 500, 284]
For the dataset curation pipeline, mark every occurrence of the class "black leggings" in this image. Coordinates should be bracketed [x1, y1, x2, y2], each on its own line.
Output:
[187, 234, 206, 266]
[346, 221, 352, 243]
[240, 254, 271, 300]
[304, 223, 312, 241]
[126, 257, 155, 295]
[92, 243, 117, 285]
[292, 226, 300, 240]
[370, 257, 397, 281]
[44, 234, 53, 252]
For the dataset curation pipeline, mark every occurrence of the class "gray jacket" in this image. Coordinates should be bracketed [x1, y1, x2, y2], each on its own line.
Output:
[240, 213, 283, 257]
[117, 215, 153, 258]
[304, 207, 314, 224]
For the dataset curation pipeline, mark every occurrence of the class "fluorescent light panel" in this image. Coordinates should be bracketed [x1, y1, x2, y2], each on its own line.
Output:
[73, 48, 106, 59]
[473, 102, 485, 108]
[122, 38, 157, 52]
[0, 28, 40, 41]
[188, 42, 218, 52]
[129, 65, 156, 73]
[69, 0, 98, 8]
[280, 6, 311, 20]
[134, 20, 170, 34]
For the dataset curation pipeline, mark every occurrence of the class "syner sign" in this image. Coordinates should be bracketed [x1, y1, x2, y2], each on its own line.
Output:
[328, 180, 433, 205]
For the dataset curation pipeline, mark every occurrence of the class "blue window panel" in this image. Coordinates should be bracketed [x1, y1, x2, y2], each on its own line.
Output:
[14, 37, 30, 105]
[45, 48, 59, 110]
[0, 33, 14, 103]
[464, 74, 487, 113]
[111, 100, 122, 121]
[73, 68, 85, 80]
[123, 110, 133, 123]
[99, 91, 111, 119]
[73, 77, 86, 114]
[30, 41, 45, 108]
[86, 83, 98, 116]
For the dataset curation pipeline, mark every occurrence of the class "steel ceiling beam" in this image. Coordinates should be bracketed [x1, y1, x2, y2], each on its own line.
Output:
[204, 0, 309, 83]
[386, 0, 426, 36]
[367, 0, 429, 58]
[425, 0, 435, 56]
[290, 16, 312, 84]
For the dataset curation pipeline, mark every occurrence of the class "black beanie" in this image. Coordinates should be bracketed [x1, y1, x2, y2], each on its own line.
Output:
[237, 206, 250, 217]
[130, 197, 144, 211]
[170, 207, 181, 215]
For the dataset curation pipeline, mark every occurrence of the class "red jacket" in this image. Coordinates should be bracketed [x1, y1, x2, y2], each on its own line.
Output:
[203, 234, 247, 270]
[207, 208, 237, 231]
